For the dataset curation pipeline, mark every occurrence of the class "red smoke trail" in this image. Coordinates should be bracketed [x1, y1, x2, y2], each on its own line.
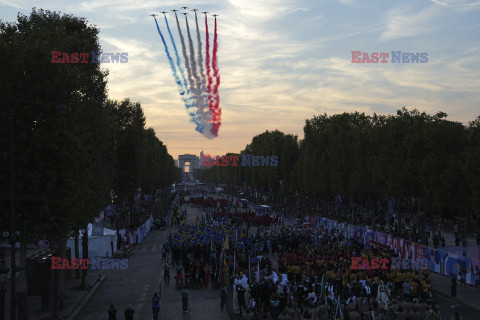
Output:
[210, 16, 221, 137]
[205, 15, 214, 118]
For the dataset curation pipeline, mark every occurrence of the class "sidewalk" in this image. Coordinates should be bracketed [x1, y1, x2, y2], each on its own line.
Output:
[4, 272, 106, 320]
[430, 272, 480, 311]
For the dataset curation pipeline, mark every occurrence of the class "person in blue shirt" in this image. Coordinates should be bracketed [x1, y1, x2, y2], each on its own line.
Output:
[124, 305, 134, 320]
[107, 303, 117, 320]
[181, 287, 190, 312]
[152, 292, 160, 320]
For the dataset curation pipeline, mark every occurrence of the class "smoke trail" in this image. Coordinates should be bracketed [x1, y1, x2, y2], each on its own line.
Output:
[185, 14, 210, 130]
[164, 15, 209, 135]
[205, 15, 215, 120]
[173, 12, 212, 137]
[174, 13, 195, 97]
[194, 11, 206, 91]
[194, 11, 210, 129]
[210, 16, 222, 137]
[164, 15, 189, 97]
[153, 16, 202, 131]
[185, 15, 200, 90]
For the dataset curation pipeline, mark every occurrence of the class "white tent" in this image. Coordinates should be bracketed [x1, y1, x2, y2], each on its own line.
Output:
[67, 223, 117, 258]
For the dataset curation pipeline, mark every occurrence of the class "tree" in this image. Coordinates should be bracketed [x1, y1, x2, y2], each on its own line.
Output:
[1, 8, 111, 317]
[464, 116, 480, 218]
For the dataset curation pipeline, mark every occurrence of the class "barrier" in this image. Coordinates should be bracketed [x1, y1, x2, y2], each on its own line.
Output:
[314, 216, 480, 285]
[118, 215, 154, 246]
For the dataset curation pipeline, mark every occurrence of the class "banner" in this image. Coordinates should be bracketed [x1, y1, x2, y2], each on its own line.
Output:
[375, 232, 387, 245]
[313, 214, 480, 285]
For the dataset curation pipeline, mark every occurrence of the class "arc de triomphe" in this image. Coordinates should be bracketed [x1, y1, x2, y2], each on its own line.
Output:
[178, 154, 200, 173]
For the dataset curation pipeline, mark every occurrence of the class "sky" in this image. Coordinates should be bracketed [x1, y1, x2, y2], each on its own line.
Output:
[1, 0, 480, 159]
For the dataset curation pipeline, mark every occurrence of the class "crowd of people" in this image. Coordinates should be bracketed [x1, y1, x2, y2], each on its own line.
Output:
[105, 183, 479, 319]
[227, 225, 443, 320]
[156, 190, 455, 320]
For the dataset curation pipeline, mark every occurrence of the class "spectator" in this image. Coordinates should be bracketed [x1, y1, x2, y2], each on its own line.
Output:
[474, 266, 480, 293]
[270, 294, 280, 320]
[124, 305, 135, 320]
[163, 262, 171, 284]
[238, 285, 247, 315]
[220, 286, 227, 311]
[181, 287, 190, 313]
[458, 266, 467, 291]
[451, 277, 457, 306]
[402, 280, 411, 301]
[108, 304, 117, 320]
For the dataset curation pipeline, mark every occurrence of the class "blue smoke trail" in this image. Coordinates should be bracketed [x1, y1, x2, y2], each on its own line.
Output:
[164, 15, 189, 96]
[153, 16, 203, 132]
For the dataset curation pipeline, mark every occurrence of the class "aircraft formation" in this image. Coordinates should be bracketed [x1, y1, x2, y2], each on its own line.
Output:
[150, 7, 221, 138]
[149, 7, 218, 17]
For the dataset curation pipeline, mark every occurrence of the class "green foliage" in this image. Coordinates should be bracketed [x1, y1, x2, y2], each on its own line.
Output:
[464, 116, 480, 215]
[194, 130, 299, 191]
[0, 9, 178, 244]
[198, 109, 479, 217]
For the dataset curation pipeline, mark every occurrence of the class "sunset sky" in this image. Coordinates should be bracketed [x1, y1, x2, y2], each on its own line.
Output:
[1, 0, 480, 159]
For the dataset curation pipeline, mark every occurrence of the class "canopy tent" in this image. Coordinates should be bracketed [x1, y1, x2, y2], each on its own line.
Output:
[67, 224, 117, 258]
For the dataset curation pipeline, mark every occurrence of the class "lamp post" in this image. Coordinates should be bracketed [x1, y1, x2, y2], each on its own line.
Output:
[0, 248, 10, 320]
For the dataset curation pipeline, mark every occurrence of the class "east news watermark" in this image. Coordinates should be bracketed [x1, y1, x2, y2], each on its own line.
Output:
[51, 257, 128, 270]
[351, 51, 428, 63]
[51, 51, 128, 63]
[351, 257, 429, 270]
[201, 153, 279, 167]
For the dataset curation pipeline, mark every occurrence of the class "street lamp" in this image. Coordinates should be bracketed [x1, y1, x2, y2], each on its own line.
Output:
[0, 248, 10, 320]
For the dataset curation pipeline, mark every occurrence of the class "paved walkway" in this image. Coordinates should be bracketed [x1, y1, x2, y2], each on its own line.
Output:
[431, 272, 480, 319]
[2, 252, 102, 320]
[73, 201, 228, 320]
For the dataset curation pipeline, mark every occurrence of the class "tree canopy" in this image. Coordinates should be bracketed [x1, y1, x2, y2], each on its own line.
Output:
[197, 109, 480, 218]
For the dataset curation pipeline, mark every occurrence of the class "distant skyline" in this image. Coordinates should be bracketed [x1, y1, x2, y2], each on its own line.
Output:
[1, 0, 480, 158]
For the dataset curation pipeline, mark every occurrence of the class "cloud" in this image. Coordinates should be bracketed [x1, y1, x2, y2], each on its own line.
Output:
[1, 0, 479, 158]
[380, 5, 441, 41]
[429, 0, 480, 7]
[0, 0, 27, 9]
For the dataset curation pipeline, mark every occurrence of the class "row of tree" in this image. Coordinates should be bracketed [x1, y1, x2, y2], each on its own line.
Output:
[0, 8, 180, 245]
[195, 109, 480, 218]
[0, 9, 180, 317]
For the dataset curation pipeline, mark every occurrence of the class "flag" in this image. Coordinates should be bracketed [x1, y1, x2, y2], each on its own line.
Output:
[321, 274, 326, 300]
[256, 260, 260, 283]
[223, 234, 229, 250]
